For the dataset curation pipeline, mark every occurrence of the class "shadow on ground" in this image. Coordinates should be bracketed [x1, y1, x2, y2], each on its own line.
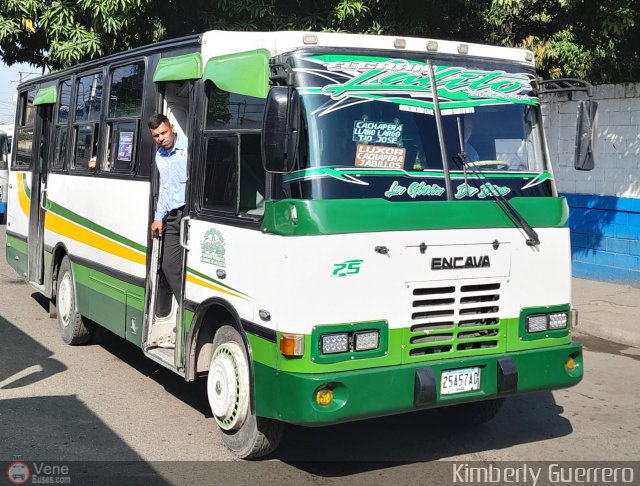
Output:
[0, 315, 66, 390]
[0, 315, 171, 484]
[91, 330, 574, 473]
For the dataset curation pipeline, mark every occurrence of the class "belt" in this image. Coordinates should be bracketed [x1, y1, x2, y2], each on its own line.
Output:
[168, 205, 185, 216]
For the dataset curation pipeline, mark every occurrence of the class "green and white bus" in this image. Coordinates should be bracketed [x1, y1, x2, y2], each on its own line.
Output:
[5, 30, 595, 458]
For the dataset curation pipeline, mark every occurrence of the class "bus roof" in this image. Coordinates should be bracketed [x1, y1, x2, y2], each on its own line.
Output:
[201, 30, 535, 67]
[17, 30, 535, 91]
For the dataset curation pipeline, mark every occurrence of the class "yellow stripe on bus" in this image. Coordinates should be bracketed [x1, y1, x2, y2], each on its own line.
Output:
[17, 173, 30, 216]
[45, 211, 147, 265]
[185, 273, 247, 300]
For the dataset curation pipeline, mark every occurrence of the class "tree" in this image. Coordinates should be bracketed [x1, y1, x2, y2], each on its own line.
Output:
[1, 0, 639, 83]
[481, 0, 640, 83]
[0, 0, 157, 69]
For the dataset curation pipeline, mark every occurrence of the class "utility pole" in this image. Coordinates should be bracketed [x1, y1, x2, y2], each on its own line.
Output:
[15, 71, 40, 84]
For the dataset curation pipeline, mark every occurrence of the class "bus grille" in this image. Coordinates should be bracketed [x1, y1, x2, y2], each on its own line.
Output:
[407, 282, 503, 359]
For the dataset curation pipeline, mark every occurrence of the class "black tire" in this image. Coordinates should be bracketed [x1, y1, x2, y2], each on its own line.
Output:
[207, 325, 284, 459]
[0, 211, 6, 225]
[439, 398, 505, 426]
[56, 256, 93, 345]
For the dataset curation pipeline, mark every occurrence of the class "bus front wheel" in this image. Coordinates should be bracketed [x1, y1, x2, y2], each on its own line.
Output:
[56, 256, 93, 345]
[208, 325, 284, 459]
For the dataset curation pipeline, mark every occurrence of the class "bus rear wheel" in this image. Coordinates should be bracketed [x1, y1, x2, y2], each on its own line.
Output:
[208, 325, 284, 459]
[56, 256, 93, 345]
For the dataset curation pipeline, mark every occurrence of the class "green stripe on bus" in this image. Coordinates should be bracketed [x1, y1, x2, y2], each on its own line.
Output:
[283, 167, 550, 182]
[46, 199, 147, 253]
[187, 266, 251, 298]
[261, 197, 569, 236]
[274, 317, 571, 374]
[21, 174, 31, 198]
[20, 174, 146, 254]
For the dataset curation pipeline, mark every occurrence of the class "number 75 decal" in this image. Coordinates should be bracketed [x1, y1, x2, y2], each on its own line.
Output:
[332, 259, 364, 277]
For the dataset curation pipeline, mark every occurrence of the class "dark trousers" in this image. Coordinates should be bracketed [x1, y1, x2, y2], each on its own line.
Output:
[162, 207, 184, 301]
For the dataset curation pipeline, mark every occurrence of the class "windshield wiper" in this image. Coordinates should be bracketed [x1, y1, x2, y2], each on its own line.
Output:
[453, 117, 540, 247]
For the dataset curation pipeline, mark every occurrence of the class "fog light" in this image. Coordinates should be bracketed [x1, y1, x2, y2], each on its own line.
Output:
[354, 330, 379, 351]
[320, 333, 349, 354]
[315, 387, 334, 406]
[565, 356, 576, 371]
[548, 312, 568, 329]
[526, 314, 547, 333]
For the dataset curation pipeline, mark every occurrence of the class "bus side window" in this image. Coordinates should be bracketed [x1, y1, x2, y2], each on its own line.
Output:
[104, 61, 145, 173]
[72, 72, 103, 171]
[203, 83, 266, 219]
[52, 79, 71, 170]
[239, 133, 265, 216]
[202, 136, 238, 213]
[13, 89, 37, 170]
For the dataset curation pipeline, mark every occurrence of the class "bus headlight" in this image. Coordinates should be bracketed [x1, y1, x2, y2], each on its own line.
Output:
[548, 312, 568, 329]
[354, 330, 379, 351]
[526, 314, 548, 333]
[320, 333, 349, 354]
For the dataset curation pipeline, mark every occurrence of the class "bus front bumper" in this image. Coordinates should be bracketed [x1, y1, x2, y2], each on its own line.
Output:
[254, 342, 583, 426]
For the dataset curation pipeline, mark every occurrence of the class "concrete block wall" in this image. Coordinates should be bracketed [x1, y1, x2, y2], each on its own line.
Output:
[542, 84, 640, 284]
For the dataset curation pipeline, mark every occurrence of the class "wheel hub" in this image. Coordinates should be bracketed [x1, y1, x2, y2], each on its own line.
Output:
[207, 342, 249, 431]
[58, 273, 73, 327]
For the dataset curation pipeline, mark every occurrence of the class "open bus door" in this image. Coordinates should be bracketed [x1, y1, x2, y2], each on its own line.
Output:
[27, 104, 52, 287]
[143, 75, 196, 373]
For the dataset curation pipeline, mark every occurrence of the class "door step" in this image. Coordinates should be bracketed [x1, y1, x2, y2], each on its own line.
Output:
[145, 347, 183, 376]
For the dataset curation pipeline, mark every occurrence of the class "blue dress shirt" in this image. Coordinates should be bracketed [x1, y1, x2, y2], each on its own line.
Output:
[154, 133, 188, 221]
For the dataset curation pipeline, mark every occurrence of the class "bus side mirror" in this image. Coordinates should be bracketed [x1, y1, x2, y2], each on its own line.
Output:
[262, 86, 299, 173]
[575, 99, 598, 171]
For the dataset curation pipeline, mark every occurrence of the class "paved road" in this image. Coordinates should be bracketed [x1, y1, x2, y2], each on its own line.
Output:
[1, 225, 639, 484]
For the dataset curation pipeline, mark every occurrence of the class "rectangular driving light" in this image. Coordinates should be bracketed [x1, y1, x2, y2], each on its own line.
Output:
[320, 333, 349, 354]
[548, 312, 568, 329]
[526, 314, 547, 333]
[354, 330, 380, 351]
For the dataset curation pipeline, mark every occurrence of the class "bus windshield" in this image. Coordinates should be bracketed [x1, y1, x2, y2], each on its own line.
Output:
[286, 51, 551, 201]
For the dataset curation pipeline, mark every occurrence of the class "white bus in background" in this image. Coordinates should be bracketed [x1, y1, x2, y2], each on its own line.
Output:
[0, 123, 12, 224]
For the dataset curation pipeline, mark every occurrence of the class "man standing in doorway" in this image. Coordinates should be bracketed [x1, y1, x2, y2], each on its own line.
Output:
[148, 114, 188, 304]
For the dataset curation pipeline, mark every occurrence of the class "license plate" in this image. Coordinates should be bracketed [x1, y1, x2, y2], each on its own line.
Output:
[440, 367, 480, 395]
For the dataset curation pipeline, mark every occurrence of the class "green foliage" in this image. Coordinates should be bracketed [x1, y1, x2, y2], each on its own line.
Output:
[1, 0, 639, 83]
[0, 0, 148, 68]
[482, 0, 640, 82]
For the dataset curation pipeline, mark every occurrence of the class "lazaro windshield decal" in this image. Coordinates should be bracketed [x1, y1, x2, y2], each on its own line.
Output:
[295, 54, 538, 116]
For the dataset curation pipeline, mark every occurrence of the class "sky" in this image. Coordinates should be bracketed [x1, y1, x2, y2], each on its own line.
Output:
[0, 61, 44, 124]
